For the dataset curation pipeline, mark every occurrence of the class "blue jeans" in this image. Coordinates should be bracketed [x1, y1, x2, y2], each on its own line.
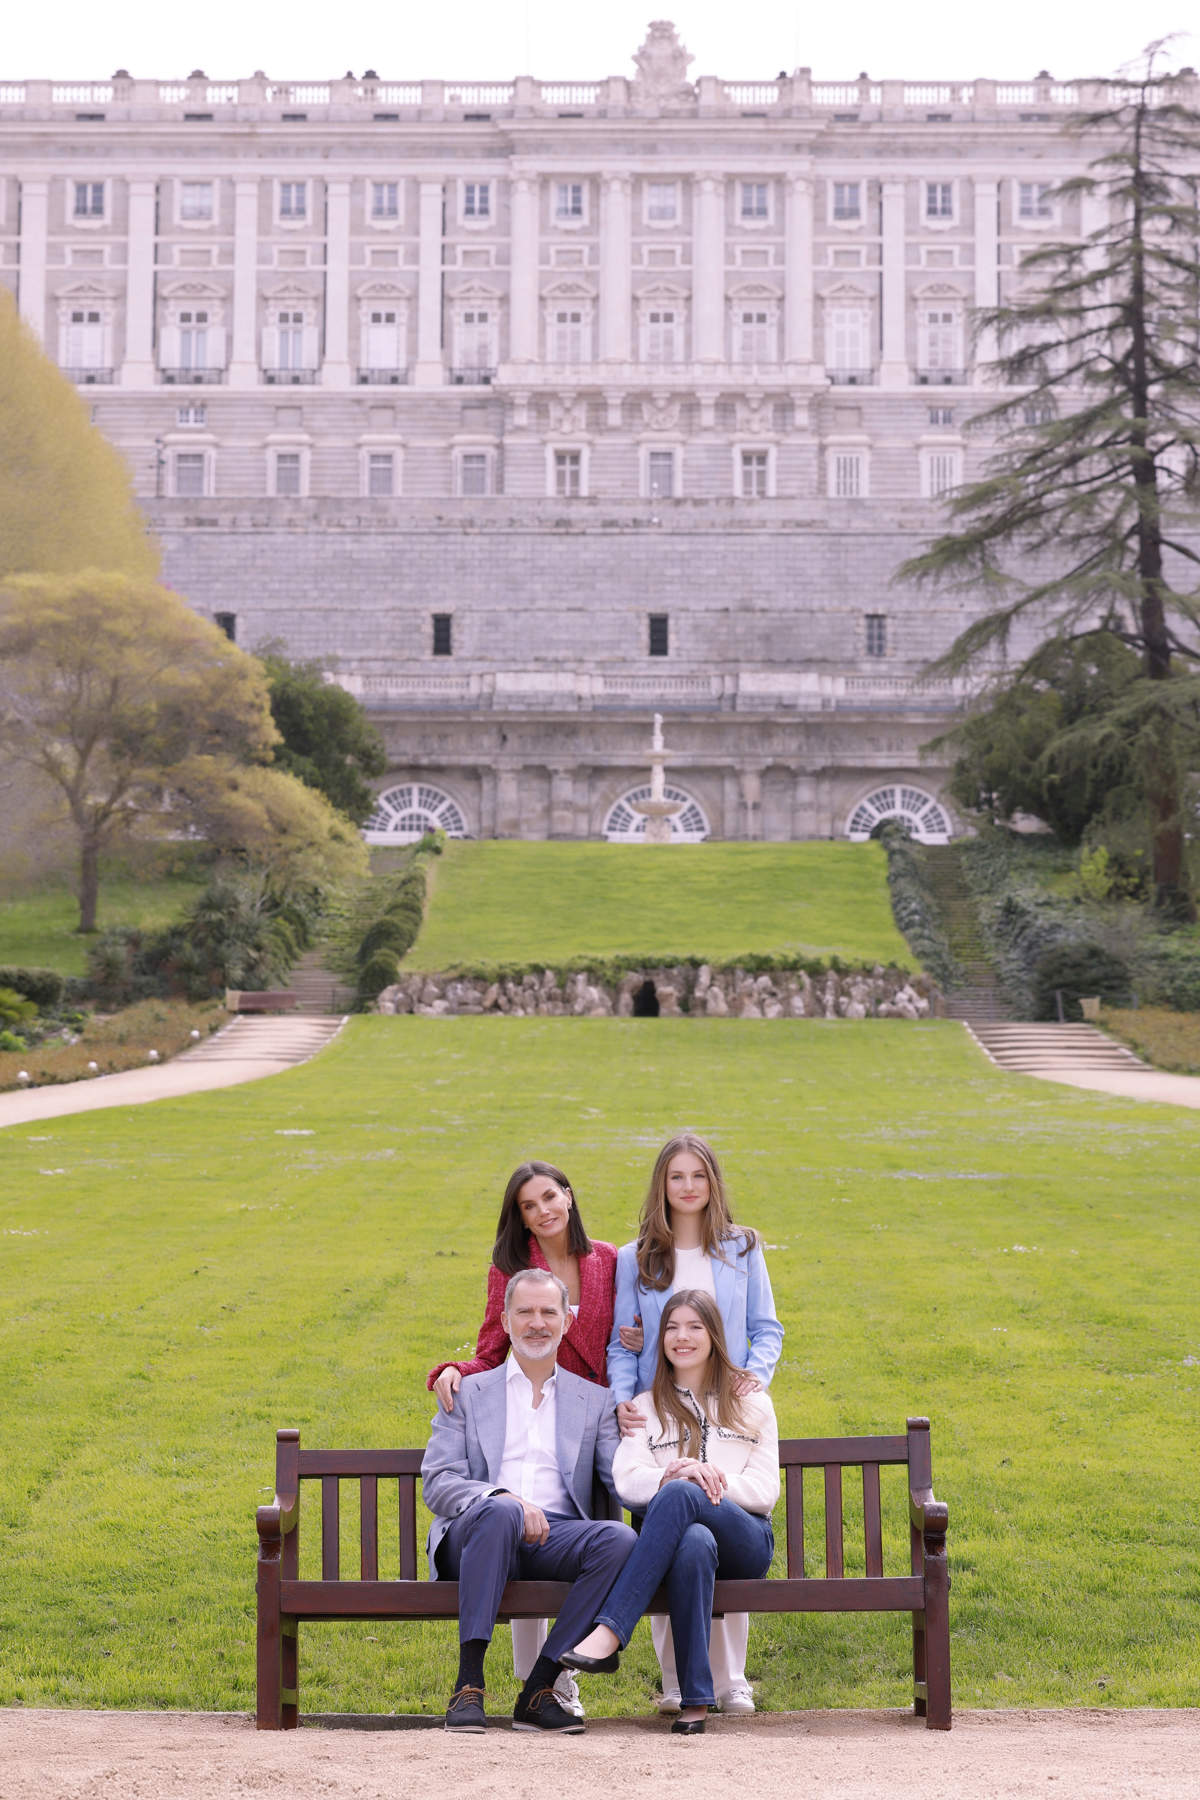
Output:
[594, 1480, 774, 1707]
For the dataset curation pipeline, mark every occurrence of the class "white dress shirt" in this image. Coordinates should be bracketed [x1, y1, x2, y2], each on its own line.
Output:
[495, 1356, 572, 1515]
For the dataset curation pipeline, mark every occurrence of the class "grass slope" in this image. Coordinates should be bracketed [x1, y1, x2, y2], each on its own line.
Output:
[0, 875, 205, 976]
[410, 841, 911, 971]
[2, 1018, 1197, 1717]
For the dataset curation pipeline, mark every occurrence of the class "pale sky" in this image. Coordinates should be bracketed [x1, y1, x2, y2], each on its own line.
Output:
[4, 1, 1195, 85]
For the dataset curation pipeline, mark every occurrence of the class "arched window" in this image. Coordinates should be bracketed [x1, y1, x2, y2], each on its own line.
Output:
[846, 785, 951, 844]
[364, 783, 468, 844]
[602, 785, 709, 842]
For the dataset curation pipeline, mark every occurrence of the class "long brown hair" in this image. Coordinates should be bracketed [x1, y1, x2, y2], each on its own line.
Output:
[491, 1159, 593, 1278]
[634, 1131, 758, 1291]
[650, 1289, 752, 1458]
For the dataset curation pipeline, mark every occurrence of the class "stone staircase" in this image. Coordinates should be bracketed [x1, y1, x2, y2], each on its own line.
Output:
[967, 1022, 1147, 1074]
[180, 1013, 345, 1065]
[920, 844, 1014, 1023]
[287, 948, 356, 1016]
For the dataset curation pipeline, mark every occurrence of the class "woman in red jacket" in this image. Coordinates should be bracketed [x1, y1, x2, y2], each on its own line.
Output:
[426, 1158, 624, 1715]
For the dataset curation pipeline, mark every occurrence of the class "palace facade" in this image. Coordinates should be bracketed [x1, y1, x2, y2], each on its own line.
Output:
[4, 25, 1175, 842]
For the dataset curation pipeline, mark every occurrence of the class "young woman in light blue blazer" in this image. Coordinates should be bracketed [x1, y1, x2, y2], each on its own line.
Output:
[606, 1131, 783, 1715]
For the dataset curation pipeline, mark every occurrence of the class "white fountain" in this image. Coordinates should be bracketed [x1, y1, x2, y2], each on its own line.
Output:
[630, 712, 684, 844]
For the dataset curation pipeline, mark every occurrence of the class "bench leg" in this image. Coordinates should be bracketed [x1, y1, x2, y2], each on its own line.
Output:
[282, 1621, 299, 1730]
[910, 1608, 927, 1718]
[922, 1544, 952, 1730]
[257, 1531, 299, 1728]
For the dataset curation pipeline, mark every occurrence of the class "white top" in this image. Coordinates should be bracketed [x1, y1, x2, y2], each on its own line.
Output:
[670, 1243, 717, 1299]
[495, 1356, 572, 1515]
[612, 1387, 780, 1516]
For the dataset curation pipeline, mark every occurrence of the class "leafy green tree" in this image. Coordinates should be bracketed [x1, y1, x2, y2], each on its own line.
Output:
[937, 635, 1144, 843]
[0, 297, 157, 580]
[901, 49, 1200, 916]
[260, 653, 387, 825]
[0, 570, 278, 931]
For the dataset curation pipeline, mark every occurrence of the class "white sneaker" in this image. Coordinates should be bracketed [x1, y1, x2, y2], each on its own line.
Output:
[553, 1669, 585, 1719]
[717, 1683, 755, 1714]
[656, 1688, 681, 1714]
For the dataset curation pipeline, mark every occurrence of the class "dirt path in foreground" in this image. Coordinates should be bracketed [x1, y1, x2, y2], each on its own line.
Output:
[1, 1708, 1196, 1800]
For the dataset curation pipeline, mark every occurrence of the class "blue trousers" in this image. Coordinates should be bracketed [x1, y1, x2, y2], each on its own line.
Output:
[594, 1481, 774, 1707]
[435, 1495, 636, 1667]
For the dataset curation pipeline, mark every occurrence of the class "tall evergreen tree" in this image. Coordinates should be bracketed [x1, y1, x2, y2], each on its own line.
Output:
[900, 48, 1200, 915]
[0, 297, 158, 580]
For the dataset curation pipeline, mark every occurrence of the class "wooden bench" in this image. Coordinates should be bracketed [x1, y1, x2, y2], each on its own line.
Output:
[255, 1415, 950, 1730]
[224, 989, 299, 1013]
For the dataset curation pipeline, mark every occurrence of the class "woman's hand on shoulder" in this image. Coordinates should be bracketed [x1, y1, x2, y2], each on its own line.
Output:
[615, 1399, 647, 1438]
[732, 1372, 762, 1396]
[433, 1367, 462, 1414]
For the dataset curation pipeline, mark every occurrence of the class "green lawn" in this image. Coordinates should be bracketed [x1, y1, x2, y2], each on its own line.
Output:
[0, 874, 205, 976]
[2, 1018, 1197, 1717]
[411, 841, 911, 970]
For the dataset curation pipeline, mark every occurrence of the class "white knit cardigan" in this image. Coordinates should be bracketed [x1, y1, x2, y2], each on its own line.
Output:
[611, 1386, 780, 1515]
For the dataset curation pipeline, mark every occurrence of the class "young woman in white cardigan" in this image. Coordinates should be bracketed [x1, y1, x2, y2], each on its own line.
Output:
[606, 1132, 783, 1713]
[564, 1289, 779, 1734]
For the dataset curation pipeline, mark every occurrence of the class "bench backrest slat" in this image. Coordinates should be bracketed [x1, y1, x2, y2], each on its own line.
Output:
[360, 1477, 379, 1582]
[785, 1459, 804, 1577]
[399, 1474, 419, 1581]
[321, 1477, 340, 1581]
[823, 1464, 844, 1578]
[863, 1462, 884, 1578]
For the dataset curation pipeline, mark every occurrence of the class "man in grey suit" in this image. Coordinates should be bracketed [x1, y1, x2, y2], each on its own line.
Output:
[422, 1266, 636, 1734]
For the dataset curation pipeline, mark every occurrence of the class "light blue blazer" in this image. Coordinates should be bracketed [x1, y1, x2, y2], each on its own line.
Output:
[605, 1234, 784, 1403]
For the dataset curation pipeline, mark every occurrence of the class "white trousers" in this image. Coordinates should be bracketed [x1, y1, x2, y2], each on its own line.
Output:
[510, 1616, 547, 1680]
[652, 1610, 749, 1697]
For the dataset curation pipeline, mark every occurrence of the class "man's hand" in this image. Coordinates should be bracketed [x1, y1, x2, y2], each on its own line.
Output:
[520, 1500, 550, 1545]
[615, 1399, 647, 1437]
[659, 1458, 728, 1503]
[433, 1367, 462, 1413]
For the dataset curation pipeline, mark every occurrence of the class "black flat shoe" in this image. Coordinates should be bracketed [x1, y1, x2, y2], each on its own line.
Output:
[559, 1647, 620, 1674]
[671, 1716, 706, 1736]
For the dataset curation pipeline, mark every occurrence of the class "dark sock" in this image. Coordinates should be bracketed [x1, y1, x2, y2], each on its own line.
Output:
[521, 1653, 561, 1698]
[456, 1638, 487, 1691]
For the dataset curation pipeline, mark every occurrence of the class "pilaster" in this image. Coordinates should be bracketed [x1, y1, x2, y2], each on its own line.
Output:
[693, 173, 725, 363]
[229, 179, 260, 388]
[784, 173, 817, 373]
[879, 177, 909, 388]
[415, 179, 445, 385]
[972, 178, 999, 382]
[120, 178, 157, 385]
[321, 178, 351, 386]
[17, 179, 48, 339]
[509, 174, 539, 364]
[599, 173, 632, 362]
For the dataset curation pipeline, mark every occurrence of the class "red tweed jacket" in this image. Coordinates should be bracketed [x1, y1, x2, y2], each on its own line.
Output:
[427, 1237, 617, 1389]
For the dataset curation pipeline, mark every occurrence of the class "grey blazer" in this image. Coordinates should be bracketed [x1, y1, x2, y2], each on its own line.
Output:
[421, 1360, 621, 1572]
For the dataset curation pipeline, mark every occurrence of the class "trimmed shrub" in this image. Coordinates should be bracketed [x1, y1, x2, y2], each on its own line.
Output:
[0, 965, 66, 1010]
[0, 986, 38, 1028]
[1032, 942, 1133, 1021]
[357, 917, 414, 965]
[357, 948, 403, 1003]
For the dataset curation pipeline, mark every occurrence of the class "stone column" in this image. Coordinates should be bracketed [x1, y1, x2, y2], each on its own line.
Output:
[791, 771, 818, 838]
[321, 177, 351, 387]
[509, 173, 539, 364]
[739, 766, 764, 840]
[972, 178, 999, 383]
[879, 177, 909, 388]
[599, 173, 632, 363]
[229, 178, 261, 388]
[17, 179, 49, 338]
[784, 173, 816, 370]
[549, 766, 576, 838]
[478, 766, 497, 838]
[120, 178, 157, 385]
[414, 179, 445, 386]
[496, 766, 522, 836]
[693, 173, 726, 364]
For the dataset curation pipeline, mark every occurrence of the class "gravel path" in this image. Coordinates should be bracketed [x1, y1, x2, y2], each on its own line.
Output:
[2, 1708, 1197, 1800]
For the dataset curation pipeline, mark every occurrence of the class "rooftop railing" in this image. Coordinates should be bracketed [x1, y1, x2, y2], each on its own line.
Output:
[2, 70, 1190, 123]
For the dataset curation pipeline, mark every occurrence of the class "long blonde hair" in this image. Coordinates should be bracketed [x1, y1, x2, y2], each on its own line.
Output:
[650, 1289, 752, 1458]
[634, 1131, 758, 1291]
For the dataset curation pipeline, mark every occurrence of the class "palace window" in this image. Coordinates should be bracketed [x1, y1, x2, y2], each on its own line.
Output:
[62, 307, 106, 368]
[176, 404, 207, 427]
[361, 305, 407, 374]
[214, 612, 237, 641]
[642, 306, 684, 364]
[554, 181, 585, 222]
[272, 451, 303, 496]
[741, 450, 769, 498]
[1017, 180, 1054, 221]
[733, 307, 775, 363]
[458, 451, 492, 496]
[366, 452, 395, 497]
[645, 181, 679, 224]
[549, 307, 589, 362]
[917, 306, 962, 375]
[73, 181, 105, 220]
[646, 449, 677, 499]
[825, 302, 873, 379]
[278, 181, 307, 222]
[432, 613, 453, 656]
[829, 449, 867, 498]
[370, 181, 400, 221]
[831, 181, 862, 222]
[865, 613, 888, 657]
[173, 451, 207, 498]
[462, 181, 491, 221]
[452, 305, 498, 379]
[179, 181, 214, 223]
[553, 449, 583, 498]
[740, 181, 769, 222]
[648, 613, 670, 656]
[924, 181, 954, 221]
[920, 447, 963, 498]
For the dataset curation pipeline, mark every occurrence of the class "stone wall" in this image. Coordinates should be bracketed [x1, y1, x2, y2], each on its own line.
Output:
[376, 962, 939, 1019]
